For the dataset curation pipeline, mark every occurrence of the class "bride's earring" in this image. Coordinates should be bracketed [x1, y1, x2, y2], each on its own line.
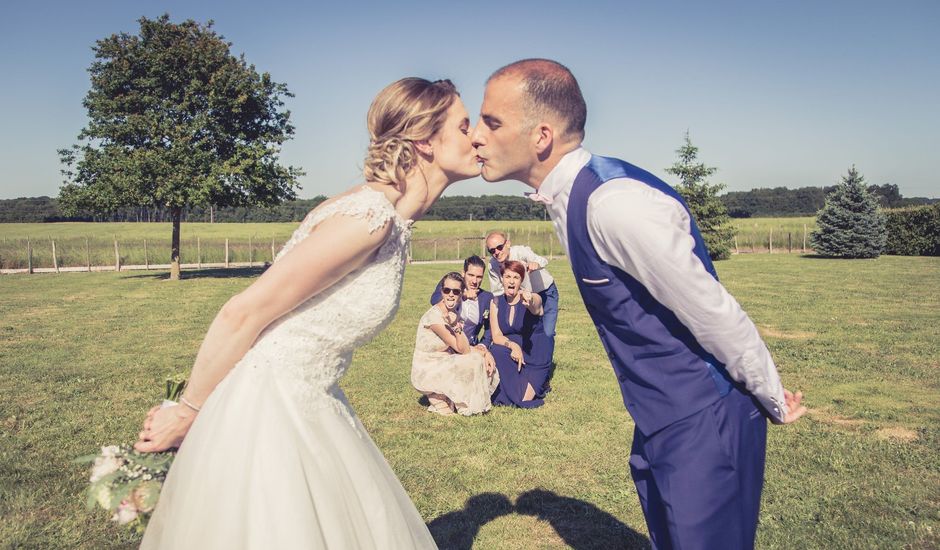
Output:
[415, 140, 433, 158]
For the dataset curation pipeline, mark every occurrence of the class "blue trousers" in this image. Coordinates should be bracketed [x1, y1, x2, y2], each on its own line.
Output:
[629, 387, 767, 550]
[537, 283, 559, 337]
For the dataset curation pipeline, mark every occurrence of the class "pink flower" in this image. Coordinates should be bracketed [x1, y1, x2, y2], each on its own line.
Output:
[112, 500, 139, 525]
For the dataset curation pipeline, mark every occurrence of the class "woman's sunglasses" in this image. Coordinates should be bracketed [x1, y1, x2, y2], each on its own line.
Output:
[441, 287, 462, 296]
[487, 242, 507, 255]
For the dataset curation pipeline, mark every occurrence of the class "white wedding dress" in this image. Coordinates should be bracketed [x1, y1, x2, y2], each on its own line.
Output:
[141, 186, 437, 549]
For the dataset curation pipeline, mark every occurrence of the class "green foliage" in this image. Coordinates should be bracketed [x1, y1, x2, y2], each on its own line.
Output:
[424, 195, 548, 221]
[883, 203, 940, 256]
[721, 184, 935, 218]
[57, 14, 302, 278]
[810, 167, 886, 258]
[665, 133, 735, 260]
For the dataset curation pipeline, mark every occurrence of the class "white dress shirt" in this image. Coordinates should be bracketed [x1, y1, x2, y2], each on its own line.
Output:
[459, 298, 480, 337]
[488, 245, 554, 295]
[539, 147, 788, 420]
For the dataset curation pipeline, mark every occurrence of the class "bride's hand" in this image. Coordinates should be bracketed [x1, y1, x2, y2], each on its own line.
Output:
[134, 404, 198, 453]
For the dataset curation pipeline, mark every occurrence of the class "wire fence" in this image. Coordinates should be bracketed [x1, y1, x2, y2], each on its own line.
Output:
[1, 225, 814, 274]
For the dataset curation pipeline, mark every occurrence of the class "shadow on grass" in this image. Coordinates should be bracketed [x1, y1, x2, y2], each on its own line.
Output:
[428, 489, 649, 550]
[123, 266, 268, 280]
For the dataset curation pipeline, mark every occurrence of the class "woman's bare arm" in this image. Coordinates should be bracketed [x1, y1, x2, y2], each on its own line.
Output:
[135, 214, 392, 452]
[429, 321, 471, 354]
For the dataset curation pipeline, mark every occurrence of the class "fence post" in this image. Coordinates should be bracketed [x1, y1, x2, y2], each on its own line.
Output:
[27, 238, 33, 274]
[225, 238, 230, 268]
[769, 228, 773, 254]
[248, 236, 253, 266]
[52, 240, 59, 273]
[197, 237, 202, 269]
[408, 240, 413, 264]
[481, 234, 486, 256]
[788, 233, 792, 253]
[549, 235, 554, 259]
[114, 239, 121, 272]
[85, 237, 91, 272]
[144, 239, 149, 270]
[271, 237, 276, 263]
[456, 238, 461, 260]
[802, 224, 807, 253]
[433, 240, 438, 261]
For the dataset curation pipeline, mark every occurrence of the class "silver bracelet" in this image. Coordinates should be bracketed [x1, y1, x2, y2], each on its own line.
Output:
[180, 396, 202, 412]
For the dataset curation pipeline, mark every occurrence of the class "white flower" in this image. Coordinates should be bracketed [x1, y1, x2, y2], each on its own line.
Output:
[89, 454, 122, 483]
[100, 445, 120, 458]
[92, 484, 113, 509]
[112, 500, 139, 525]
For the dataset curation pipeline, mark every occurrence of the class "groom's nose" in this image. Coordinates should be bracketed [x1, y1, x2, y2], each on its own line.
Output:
[470, 122, 485, 148]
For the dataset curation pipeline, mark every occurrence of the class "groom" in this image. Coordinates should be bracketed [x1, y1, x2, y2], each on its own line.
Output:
[471, 58, 806, 550]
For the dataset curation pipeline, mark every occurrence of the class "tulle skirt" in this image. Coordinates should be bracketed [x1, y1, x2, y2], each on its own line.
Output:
[141, 363, 437, 549]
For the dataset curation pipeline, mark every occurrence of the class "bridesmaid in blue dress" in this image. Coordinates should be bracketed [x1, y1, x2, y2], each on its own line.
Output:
[488, 260, 554, 408]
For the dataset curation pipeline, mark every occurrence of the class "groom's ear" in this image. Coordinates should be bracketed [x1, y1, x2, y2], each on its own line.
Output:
[533, 123, 554, 155]
[414, 140, 433, 157]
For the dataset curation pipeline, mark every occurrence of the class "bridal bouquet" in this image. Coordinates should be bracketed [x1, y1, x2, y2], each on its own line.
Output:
[75, 374, 186, 533]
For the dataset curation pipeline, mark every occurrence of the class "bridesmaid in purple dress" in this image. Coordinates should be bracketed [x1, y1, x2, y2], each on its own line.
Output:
[488, 260, 554, 408]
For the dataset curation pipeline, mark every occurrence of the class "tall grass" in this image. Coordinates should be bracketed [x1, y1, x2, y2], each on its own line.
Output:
[0, 216, 834, 269]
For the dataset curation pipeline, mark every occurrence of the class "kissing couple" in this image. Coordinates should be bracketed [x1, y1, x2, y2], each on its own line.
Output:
[135, 59, 806, 549]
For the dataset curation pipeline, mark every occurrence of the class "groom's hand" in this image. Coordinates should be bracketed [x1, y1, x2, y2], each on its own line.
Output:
[782, 389, 807, 424]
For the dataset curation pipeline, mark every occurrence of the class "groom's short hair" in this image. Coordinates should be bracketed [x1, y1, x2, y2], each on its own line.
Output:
[489, 59, 586, 142]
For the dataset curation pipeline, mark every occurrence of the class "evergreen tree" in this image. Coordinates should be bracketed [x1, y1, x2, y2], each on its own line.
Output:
[58, 15, 302, 279]
[810, 166, 886, 258]
[665, 132, 735, 260]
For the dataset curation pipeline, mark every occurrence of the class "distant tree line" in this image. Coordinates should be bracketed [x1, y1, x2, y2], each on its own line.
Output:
[722, 183, 936, 218]
[0, 196, 325, 223]
[0, 194, 547, 223]
[2, 185, 936, 224]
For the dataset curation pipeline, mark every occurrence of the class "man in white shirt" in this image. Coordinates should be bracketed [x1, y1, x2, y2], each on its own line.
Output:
[484, 230, 559, 338]
[471, 58, 806, 550]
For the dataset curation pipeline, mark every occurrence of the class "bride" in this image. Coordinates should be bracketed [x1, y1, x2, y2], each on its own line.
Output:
[134, 77, 479, 548]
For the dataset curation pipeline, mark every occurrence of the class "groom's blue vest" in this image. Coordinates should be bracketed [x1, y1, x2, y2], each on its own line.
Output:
[567, 156, 733, 435]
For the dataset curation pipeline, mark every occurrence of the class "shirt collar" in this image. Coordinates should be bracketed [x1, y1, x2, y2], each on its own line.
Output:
[538, 146, 591, 200]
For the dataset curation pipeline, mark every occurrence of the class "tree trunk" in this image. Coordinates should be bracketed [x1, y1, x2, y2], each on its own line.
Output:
[170, 207, 182, 280]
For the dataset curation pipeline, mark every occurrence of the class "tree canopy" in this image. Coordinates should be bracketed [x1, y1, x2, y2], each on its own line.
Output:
[665, 133, 735, 260]
[810, 166, 886, 258]
[58, 14, 302, 278]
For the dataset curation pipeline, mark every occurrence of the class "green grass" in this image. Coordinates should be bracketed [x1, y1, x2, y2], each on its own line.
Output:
[1, 251, 939, 548]
[0, 217, 816, 269]
[0, 221, 561, 269]
[731, 216, 817, 252]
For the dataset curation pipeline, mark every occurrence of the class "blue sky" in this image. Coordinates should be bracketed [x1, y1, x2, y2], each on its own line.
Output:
[1, 0, 937, 200]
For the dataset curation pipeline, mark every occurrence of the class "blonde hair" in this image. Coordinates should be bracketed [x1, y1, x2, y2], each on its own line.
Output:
[364, 78, 458, 186]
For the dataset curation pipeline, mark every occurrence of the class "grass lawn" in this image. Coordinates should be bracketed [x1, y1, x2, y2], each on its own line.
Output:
[1, 254, 937, 548]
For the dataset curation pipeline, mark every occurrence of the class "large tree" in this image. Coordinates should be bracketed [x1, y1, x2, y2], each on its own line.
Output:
[59, 15, 302, 279]
[810, 166, 886, 258]
[665, 133, 735, 260]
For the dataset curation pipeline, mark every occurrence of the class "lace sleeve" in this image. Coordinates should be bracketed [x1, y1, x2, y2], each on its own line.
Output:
[276, 187, 397, 261]
[422, 306, 444, 329]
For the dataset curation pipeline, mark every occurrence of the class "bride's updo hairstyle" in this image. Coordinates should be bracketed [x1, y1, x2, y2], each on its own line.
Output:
[364, 78, 458, 186]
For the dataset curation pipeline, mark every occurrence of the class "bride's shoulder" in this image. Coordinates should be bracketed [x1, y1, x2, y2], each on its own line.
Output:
[304, 185, 397, 235]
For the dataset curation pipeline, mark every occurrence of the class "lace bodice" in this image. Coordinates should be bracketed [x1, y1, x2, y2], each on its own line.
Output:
[235, 186, 412, 426]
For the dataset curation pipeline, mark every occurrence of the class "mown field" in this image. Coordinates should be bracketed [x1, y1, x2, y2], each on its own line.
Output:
[0, 218, 815, 270]
[1, 254, 937, 549]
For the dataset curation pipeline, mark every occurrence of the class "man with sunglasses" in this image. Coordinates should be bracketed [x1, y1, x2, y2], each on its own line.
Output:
[431, 255, 494, 346]
[485, 230, 559, 340]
